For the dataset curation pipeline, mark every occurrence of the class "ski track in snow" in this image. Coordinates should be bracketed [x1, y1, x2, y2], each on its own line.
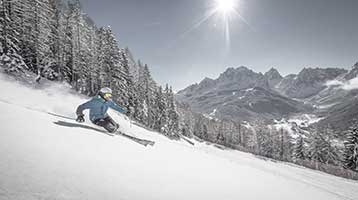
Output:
[1, 75, 358, 200]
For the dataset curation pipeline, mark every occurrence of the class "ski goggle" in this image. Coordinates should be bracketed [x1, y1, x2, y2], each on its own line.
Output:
[104, 93, 112, 98]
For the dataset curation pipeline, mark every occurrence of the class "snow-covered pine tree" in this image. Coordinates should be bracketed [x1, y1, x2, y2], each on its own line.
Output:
[293, 135, 305, 161]
[307, 131, 325, 163]
[36, 0, 62, 82]
[176, 102, 195, 138]
[13, 0, 34, 71]
[29, 0, 54, 81]
[47, 0, 64, 80]
[0, 48, 28, 75]
[343, 124, 358, 171]
[165, 85, 180, 138]
[216, 121, 225, 145]
[82, 17, 98, 95]
[232, 121, 242, 145]
[269, 128, 281, 159]
[256, 127, 273, 158]
[320, 127, 340, 165]
[96, 27, 111, 88]
[0, 0, 21, 54]
[135, 62, 147, 123]
[226, 121, 237, 146]
[273, 128, 291, 161]
[61, 3, 76, 83]
[202, 123, 208, 140]
[153, 86, 169, 134]
[99, 27, 126, 104]
[246, 124, 259, 153]
[66, 0, 84, 89]
[120, 50, 138, 115]
[0, 0, 28, 74]
[125, 47, 140, 83]
[136, 63, 156, 127]
[193, 114, 205, 139]
[306, 127, 339, 165]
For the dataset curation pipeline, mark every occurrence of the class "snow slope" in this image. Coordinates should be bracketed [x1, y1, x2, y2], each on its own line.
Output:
[1, 74, 358, 200]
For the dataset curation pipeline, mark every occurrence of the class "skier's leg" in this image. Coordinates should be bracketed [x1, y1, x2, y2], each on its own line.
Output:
[93, 117, 118, 133]
[107, 116, 119, 128]
[105, 116, 119, 133]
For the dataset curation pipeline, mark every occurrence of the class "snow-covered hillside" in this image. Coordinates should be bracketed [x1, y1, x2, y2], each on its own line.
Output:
[1, 74, 358, 200]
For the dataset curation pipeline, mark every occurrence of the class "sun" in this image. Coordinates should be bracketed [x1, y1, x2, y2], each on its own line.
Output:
[176, 0, 248, 50]
[215, 0, 236, 14]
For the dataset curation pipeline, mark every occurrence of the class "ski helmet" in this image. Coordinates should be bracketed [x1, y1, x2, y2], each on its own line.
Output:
[99, 87, 113, 100]
[99, 87, 112, 95]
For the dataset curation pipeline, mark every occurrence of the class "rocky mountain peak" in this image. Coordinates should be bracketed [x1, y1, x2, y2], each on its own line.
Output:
[220, 66, 250, 77]
[275, 67, 348, 99]
[198, 77, 215, 88]
[344, 62, 358, 80]
[264, 67, 282, 88]
[216, 66, 270, 91]
[298, 67, 346, 82]
[265, 67, 281, 77]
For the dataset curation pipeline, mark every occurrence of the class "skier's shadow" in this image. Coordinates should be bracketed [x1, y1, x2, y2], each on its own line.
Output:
[47, 112, 76, 121]
[53, 121, 112, 136]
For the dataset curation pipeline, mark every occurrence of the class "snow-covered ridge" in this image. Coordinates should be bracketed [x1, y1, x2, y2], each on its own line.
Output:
[1, 74, 358, 200]
[325, 76, 358, 91]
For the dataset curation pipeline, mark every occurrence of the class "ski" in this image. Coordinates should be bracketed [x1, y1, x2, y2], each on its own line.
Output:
[114, 131, 155, 147]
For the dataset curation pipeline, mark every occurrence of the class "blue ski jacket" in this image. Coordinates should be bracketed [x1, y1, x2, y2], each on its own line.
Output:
[76, 95, 127, 122]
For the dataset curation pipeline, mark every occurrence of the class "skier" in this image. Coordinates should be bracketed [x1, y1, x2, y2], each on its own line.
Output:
[76, 87, 127, 133]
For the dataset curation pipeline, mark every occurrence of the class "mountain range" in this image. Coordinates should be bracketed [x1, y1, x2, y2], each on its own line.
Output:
[176, 62, 358, 130]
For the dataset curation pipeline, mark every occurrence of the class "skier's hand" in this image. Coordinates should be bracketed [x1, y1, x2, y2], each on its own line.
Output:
[76, 115, 85, 123]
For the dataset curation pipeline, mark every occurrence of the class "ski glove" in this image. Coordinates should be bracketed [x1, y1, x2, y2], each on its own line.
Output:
[76, 115, 85, 123]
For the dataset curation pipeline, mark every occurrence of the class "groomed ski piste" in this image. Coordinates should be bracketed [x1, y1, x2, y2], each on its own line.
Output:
[0, 74, 358, 200]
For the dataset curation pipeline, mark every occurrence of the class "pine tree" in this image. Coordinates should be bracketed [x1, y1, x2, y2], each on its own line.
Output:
[166, 85, 179, 137]
[154, 86, 169, 134]
[343, 125, 358, 170]
[293, 135, 305, 161]
[202, 124, 208, 140]
[47, 0, 63, 80]
[31, 0, 54, 78]
[66, 0, 83, 89]
[137, 63, 156, 127]
[0, 48, 28, 74]
[306, 127, 339, 165]
[0, 0, 28, 74]
[0, 0, 21, 54]
[216, 121, 225, 144]
[125, 47, 140, 83]
[256, 127, 273, 157]
[36, 0, 61, 81]
[120, 50, 138, 116]
[307, 132, 325, 163]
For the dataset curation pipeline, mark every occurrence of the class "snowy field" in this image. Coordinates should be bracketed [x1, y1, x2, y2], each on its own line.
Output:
[1, 74, 358, 200]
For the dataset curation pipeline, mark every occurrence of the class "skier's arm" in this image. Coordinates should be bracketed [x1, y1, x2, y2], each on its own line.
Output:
[108, 100, 127, 114]
[76, 99, 95, 116]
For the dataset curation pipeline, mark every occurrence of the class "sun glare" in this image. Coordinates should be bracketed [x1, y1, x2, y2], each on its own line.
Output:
[215, 0, 236, 14]
[176, 0, 249, 51]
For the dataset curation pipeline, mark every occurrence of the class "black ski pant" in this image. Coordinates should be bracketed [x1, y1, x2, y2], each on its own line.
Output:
[92, 116, 119, 133]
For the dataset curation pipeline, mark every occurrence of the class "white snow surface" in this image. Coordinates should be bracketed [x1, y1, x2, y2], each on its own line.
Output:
[1, 74, 358, 200]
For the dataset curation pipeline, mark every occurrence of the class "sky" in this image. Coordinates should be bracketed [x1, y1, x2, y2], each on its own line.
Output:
[80, 0, 358, 91]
